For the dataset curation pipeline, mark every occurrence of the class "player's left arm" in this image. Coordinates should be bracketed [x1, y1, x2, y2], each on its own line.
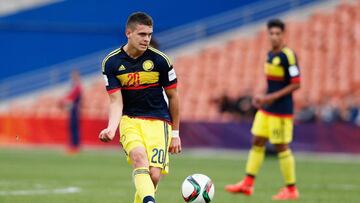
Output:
[158, 54, 182, 154]
[165, 88, 182, 154]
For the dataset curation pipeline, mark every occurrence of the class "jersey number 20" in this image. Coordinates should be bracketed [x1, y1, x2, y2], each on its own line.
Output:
[151, 148, 165, 164]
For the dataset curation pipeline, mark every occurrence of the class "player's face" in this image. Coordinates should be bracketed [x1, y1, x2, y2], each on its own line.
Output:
[126, 24, 153, 52]
[268, 27, 284, 50]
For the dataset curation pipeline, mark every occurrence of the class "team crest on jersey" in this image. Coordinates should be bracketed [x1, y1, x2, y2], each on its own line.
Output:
[118, 65, 126, 71]
[272, 56, 281, 66]
[142, 60, 154, 71]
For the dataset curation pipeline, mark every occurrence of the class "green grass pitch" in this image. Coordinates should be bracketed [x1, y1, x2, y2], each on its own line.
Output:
[0, 148, 359, 203]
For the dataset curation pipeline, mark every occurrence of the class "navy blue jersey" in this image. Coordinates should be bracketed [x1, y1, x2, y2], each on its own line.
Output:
[262, 47, 300, 116]
[102, 46, 177, 122]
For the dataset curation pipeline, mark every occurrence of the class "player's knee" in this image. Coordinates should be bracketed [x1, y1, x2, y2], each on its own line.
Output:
[252, 136, 267, 147]
[274, 144, 288, 152]
[150, 167, 162, 186]
[130, 148, 148, 168]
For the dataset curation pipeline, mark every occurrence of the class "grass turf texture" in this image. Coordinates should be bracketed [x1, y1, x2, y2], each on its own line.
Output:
[0, 148, 359, 203]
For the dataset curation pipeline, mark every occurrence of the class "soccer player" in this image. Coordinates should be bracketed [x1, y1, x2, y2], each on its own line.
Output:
[60, 70, 82, 154]
[225, 19, 301, 200]
[99, 12, 181, 203]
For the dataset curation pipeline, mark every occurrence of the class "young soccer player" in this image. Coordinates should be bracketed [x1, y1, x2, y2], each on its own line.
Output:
[225, 19, 301, 200]
[99, 12, 181, 203]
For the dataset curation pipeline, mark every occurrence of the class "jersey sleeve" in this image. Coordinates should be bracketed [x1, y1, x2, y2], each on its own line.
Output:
[158, 55, 178, 90]
[102, 57, 121, 94]
[282, 49, 301, 84]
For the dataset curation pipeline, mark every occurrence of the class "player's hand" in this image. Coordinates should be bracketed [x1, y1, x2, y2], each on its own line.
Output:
[252, 94, 274, 108]
[99, 128, 116, 142]
[252, 95, 263, 108]
[169, 137, 182, 154]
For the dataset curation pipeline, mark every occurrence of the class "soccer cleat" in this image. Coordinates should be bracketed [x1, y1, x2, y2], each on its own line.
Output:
[224, 180, 254, 196]
[272, 187, 299, 200]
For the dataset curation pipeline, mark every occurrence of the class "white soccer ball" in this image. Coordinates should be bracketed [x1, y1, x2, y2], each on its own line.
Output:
[181, 174, 215, 203]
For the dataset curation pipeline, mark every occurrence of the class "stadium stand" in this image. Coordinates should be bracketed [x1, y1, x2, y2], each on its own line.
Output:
[0, 0, 268, 79]
[2, 1, 360, 123]
[0, 0, 319, 100]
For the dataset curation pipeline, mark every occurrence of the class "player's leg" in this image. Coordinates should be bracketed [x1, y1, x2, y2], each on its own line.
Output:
[135, 119, 171, 203]
[134, 166, 162, 202]
[120, 116, 156, 203]
[268, 116, 299, 200]
[274, 144, 296, 188]
[67, 109, 80, 154]
[245, 136, 267, 183]
[130, 147, 156, 203]
[149, 166, 162, 188]
[225, 111, 269, 195]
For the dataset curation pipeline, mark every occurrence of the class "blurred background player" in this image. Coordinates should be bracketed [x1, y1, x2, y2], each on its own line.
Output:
[60, 70, 82, 154]
[225, 19, 301, 200]
[98, 12, 181, 203]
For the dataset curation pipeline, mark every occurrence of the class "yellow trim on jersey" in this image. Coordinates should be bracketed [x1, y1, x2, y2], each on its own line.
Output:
[102, 48, 121, 72]
[265, 62, 285, 77]
[282, 48, 296, 65]
[116, 71, 160, 86]
[148, 46, 172, 67]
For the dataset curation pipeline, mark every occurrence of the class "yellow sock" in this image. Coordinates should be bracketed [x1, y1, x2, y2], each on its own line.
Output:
[133, 187, 158, 203]
[245, 146, 265, 176]
[278, 149, 296, 185]
[133, 167, 155, 203]
[134, 192, 141, 203]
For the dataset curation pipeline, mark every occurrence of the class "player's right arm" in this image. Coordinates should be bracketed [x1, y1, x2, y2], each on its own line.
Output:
[99, 91, 123, 142]
[99, 55, 123, 142]
[253, 83, 300, 108]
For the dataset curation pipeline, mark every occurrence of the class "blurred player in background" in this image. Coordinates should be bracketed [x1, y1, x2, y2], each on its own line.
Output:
[225, 19, 301, 200]
[60, 70, 82, 154]
[99, 12, 181, 203]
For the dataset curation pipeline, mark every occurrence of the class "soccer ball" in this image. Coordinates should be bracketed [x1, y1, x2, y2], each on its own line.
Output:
[181, 174, 215, 203]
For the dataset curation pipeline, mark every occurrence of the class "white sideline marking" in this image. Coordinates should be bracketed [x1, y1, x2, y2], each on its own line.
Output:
[0, 187, 81, 196]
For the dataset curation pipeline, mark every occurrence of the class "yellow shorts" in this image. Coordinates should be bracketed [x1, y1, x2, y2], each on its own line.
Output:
[119, 116, 172, 174]
[251, 110, 294, 144]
